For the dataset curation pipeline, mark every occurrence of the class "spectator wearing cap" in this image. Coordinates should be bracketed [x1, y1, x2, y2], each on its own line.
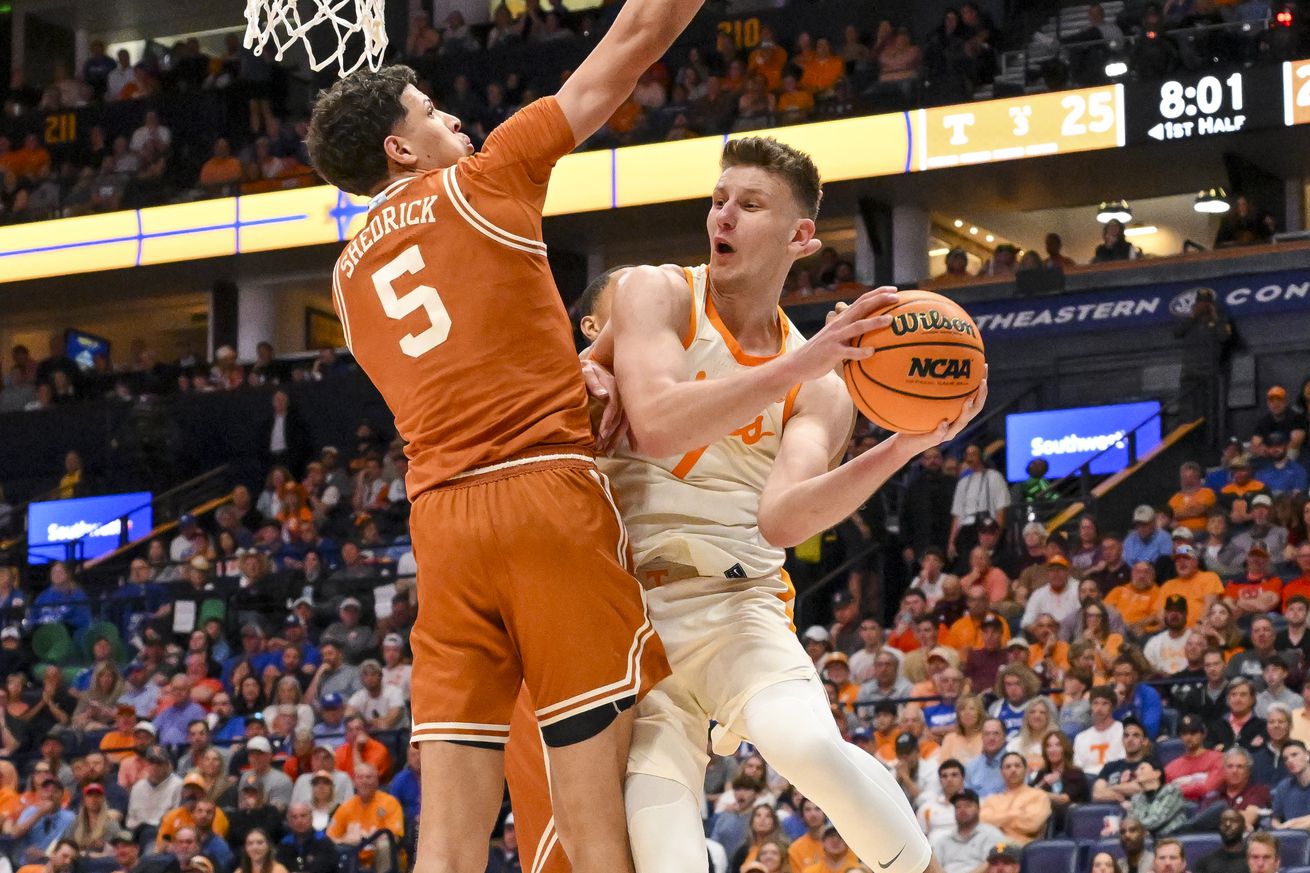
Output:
[378, 634, 410, 698]
[71, 752, 129, 818]
[931, 786, 1003, 873]
[291, 745, 352, 807]
[334, 715, 393, 782]
[125, 745, 181, 834]
[963, 616, 1007, 692]
[1169, 462, 1217, 533]
[802, 626, 833, 665]
[1257, 658, 1300, 718]
[155, 676, 209, 748]
[964, 718, 1008, 798]
[276, 617, 320, 673]
[947, 446, 1010, 571]
[345, 660, 404, 733]
[1143, 594, 1191, 676]
[155, 773, 230, 852]
[304, 770, 339, 833]
[305, 642, 360, 705]
[1157, 545, 1223, 629]
[222, 781, 280, 859]
[37, 730, 74, 793]
[1020, 556, 1080, 633]
[1256, 431, 1308, 496]
[1229, 495, 1289, 562]
[1075, 687, 1125, 777]
[170, 514, 203, 565]
[386, 744, 420, 826]
[859, 650, 912, 719]
[933, 248, 973, 286]
[983, 843, 1021, 873]
[1219, 455, 1269, 528]
[798, 824, 858, 873]
[1191, 746, 1269, 831]
[899, 615, 950, 685]
[118, 659, 161, 719]
[115, 721, 158, 789]
[979, 751, 1051, 845]
[828, 590, 862, 655]
[892, 730, 940, 810]
[1251, 385, 1308, 460]
[1272, 739, 1310, 828]
[277, 802, 336, 873]
[1167, 714, 1225, 800]
[1125, 757, 1187, 837]
[310, 696, 346, 748]
[12, 774, 76, 864]
[1123, 505, 1173, 568]
[240, 737, 294, 812]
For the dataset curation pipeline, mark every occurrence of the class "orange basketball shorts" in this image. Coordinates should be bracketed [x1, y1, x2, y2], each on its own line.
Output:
[408, 454, 669, 747]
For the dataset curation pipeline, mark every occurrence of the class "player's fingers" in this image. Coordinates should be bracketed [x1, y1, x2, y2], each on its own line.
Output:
[823, 301, 850, 328]
[840, 345, 876, 361]
[839, 288, 895, 321]
[580, 360, 609, 399]
[839, 315, 892, 341]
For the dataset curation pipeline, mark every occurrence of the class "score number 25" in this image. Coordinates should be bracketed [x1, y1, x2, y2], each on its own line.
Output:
[1059, 91, 1117, 136]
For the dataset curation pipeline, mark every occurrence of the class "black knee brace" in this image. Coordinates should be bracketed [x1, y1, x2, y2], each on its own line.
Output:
[540, 694, 636, 748]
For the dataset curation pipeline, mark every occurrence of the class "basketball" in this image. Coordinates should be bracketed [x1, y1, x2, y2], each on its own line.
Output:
[842, 290, 986, 434]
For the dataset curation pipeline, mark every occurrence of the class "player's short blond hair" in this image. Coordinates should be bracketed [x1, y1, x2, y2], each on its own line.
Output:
[721, 137, 822, 220]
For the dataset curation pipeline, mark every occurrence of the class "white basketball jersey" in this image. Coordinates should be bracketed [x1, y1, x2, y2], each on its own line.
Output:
[601, 265, 806, 580]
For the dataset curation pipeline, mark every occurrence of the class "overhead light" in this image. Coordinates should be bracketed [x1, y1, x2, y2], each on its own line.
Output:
[953, 219, 964, 228]
[1097, 200, 1132, 223]
[928, 247, 950, 257]
[1104, 60, 1128, 78]
[985, 234, 995, 243]
[1194, 188, 1230, 214]
[968, 226, 979, 235]
[1124, 225, 1158, 238]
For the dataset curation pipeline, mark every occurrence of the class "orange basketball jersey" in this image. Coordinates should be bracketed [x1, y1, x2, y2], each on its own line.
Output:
[331, 98, 591, 496]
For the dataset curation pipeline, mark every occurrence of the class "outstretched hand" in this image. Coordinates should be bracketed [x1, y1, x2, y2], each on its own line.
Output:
[582, 359, 628, 455]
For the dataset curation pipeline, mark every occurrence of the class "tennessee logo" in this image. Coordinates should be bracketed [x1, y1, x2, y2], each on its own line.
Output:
[908, 357, 971, 379]
[731, 415, 775, 445]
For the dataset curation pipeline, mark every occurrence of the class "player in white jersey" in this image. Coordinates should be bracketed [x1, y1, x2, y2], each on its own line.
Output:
[587, 137, 985, 873]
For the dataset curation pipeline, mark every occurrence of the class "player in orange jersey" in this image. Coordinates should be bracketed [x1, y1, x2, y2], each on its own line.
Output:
[303, 1, 711, 868]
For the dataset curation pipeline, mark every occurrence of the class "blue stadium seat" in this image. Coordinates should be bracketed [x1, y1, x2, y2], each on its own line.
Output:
[1023, 839, 1081, 873]
[1155, 738, 1184, 767]
[1174, 834, 1222, 868]
[1088, 837, 1125, 861]
[1159, 708, 1179, 737]
[1066, 804, 1126, 840]
[1270, 830, 1310, 867]
[1282, 865, 1310, 873]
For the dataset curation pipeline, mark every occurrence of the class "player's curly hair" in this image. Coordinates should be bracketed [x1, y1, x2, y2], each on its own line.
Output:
[307, 65, 417, 196]
[720, 136, 823, 220]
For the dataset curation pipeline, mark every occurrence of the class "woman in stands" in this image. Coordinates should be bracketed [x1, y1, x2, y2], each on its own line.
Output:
[256, 466, 292, 520]
[262, 676, 315, 735]
[194, 747, 234, 804]
[233, 675, 268, 718]
[1029, 729, 1088, 831]
[1200, 601, 1244, 656]
[1200, 511, 1245, 577]
[1070, 516, 1103, 576]
[988, 664, 1042, 737]
[1251, 702, 1294, 786]
[4, 675, 28, 722]
[63, 783, 126, 856]
[742, 839, 790, 873]
[1090, 851, 1118, 873]
[939, 695, 986, 763]
[71, 663, 126, 731]
[308, 771, 339, 833]
[239, 828, 289, 873]
[1006, 698, 1058, 771]
[1124, 758, 1187, 836]
[1073, 599, 1124, 675]
[215, 531, 241, 577]
[731, 805, 789, 873]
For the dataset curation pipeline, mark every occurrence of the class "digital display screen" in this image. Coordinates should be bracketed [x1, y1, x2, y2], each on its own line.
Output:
[1005, 402, 1162, 482]
[28, 492, 153, 564]
[64, 329, 111, 372]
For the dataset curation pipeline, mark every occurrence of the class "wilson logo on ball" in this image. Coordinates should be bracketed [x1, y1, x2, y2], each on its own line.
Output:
[907, 357, 973, 380]
[890, 310, 978, 338]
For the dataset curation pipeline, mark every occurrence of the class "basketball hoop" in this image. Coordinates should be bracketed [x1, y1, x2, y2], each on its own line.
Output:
[243, 0, 389, 78]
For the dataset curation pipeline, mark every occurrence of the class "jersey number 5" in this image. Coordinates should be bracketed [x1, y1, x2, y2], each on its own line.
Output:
[372, 244, 450, 358]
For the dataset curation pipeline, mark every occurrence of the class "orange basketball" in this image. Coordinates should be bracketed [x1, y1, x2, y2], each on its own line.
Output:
[842, 289, 986, 434]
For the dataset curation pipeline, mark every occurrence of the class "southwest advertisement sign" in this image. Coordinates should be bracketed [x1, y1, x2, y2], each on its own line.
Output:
[28, 492, 152, 564]
[967, 268, 1310, 340]
[1006, 402, 1163, 482]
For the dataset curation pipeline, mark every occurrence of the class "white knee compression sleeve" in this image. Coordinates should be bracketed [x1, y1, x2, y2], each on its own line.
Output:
[626, 773, 710, 873]
[740, 680, 931, 873]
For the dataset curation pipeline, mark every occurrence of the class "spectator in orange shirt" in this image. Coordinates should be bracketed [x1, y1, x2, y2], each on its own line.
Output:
[1219, 455, 1269, 527]
[775, 73, 814, 121]
[888, 589, 930, 652]
[822, 653, 860, 714]
[1224, 542, 1283, 617]
[333, 715, 393, 782]
[326, 763, 403, 869]
[603, 96, 646, 144]
[799, 825, 859, 873]
[960, 547, 1010, 606]
[947, 584, 1012, 652]
[199, 138, 244, 191]
[9, 134, 51, 181]
[1284, 544, 1310, 607]
[746, 26, 787, 90]
[98, 705, 140, 765]
[1157, 546, 1225, 627]
[1105, 561, 1163, 638]
[1169, 462, 1217, 532]
[800, 38, 845, 95]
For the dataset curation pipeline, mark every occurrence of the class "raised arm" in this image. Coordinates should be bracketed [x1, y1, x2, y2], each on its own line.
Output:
[554, 0, 707, 143]
[605, 266, 900, 457]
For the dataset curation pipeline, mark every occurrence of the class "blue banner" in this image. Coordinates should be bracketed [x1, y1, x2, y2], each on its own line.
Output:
[1006, 402, 1163, 482]
[28, 492, 152, 564]
[967, 268, 1310, 340]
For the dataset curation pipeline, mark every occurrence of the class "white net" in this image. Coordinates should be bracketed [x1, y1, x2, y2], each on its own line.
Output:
[243, 0, 389, 78]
